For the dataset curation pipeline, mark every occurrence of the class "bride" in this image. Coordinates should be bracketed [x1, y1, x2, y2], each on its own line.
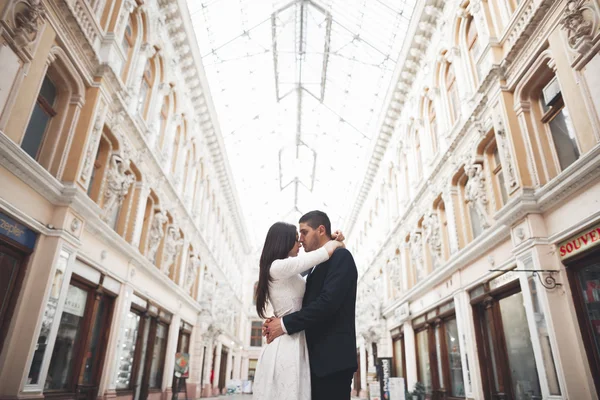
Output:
[252, 221, 345, 400]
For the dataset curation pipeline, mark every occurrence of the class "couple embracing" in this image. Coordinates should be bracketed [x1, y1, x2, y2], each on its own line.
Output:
[253, 210, 358, 400]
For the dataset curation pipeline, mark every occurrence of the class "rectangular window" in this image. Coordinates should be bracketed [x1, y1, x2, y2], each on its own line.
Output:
[250, 321, 262, 347]
[248, 358, 258, 381]
[444, 318, 465, 397]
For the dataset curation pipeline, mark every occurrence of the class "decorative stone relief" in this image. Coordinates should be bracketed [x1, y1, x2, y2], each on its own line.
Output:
[464, 162, 491, 230]
[410, 231, 425, 281]
[560, 0, 597, 54]
[422, 212, 443, 266]
[101, 153, 136, 222]
[80, 103, 107, 186]
[12, 0, 46, 48]
[183, 253, 200, 293]
[146, 207, 168, 263]
[160, 224, 183, 275]
[494, 115, 518, 192]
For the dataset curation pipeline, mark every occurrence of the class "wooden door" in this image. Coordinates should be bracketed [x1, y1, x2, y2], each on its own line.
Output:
[0, 243, 28, 353]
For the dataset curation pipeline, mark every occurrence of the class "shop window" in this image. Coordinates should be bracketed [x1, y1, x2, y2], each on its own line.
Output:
[0, 241, 31, 358]
[413, 301, 466, 399]
[566, 253, 600, 397]
[27, 250, 70, 386]
[471, 281, 542, 400]
[21, 76, 57, 160]
[250, 321, 262, 347]
[539, 77, 580, 171]
[44, 276, 114, 396]
[115, 309, 142, 390]
[115, 300, 170, 399]
[445, 63, 460, 125]
[391, 328, 406, 379]
[148, 322, 168, 388]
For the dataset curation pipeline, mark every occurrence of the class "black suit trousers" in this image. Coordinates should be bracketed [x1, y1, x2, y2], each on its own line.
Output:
[311, 369, 355, 400]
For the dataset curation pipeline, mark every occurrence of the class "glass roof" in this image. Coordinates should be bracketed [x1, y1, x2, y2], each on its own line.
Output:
[187, 0, 417, 248]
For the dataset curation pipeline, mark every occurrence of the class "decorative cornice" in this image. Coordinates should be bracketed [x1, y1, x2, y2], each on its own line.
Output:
[345, 0, 439, 236]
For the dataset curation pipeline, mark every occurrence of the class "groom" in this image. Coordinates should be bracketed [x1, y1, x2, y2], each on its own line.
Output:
[263, 210, 358, 400]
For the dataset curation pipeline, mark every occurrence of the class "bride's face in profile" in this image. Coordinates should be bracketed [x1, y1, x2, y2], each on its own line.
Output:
[288, 232, 301, 257]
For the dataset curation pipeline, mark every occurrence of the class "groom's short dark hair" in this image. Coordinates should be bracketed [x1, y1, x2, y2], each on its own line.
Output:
[299, 210, 331, 236]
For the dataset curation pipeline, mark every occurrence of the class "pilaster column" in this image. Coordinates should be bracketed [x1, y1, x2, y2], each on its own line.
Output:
[404, 320, 417, 393]
[224, 348, 233, 392]
[162, 314, 181, 392]
[177, 240, 190, 287]
[359, 341, 368, 398]
[212, 341, 223, 395]
[442, 187, 461, 254]
[201, 338, 214, 397]
[233, 351, 242, 379]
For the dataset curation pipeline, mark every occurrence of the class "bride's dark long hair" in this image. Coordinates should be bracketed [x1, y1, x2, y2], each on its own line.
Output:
[256, 222, 297, 318]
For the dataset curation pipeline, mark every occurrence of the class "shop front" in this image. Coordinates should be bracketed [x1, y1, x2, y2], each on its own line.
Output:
[470, 270, 543, 400]
[0, 211, 37, 357]
[559, 223, 600, 397]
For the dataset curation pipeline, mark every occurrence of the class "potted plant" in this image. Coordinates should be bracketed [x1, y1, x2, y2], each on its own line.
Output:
[410, 382, 426, 400]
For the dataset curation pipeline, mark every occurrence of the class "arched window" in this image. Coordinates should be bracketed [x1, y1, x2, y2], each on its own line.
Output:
[445, 63, 460, 125]
[137, 59, 155, 118]
[171, 126, 181, 174]
[414, 129, 423, 180]
[22, 76, 57, 160]
[120, 15, 136, 79]
[483, 137, 509, 208]
[253, 281, 258, 305]
[466, 17, 481, 83]
[21, 47, 85, 177]
[539, 78, 580, 170]
[428, 100, 438, 155]
[158, 95, 169, 149]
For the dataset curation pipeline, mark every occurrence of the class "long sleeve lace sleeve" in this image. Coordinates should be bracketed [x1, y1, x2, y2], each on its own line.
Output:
[269, 247, 330, 280]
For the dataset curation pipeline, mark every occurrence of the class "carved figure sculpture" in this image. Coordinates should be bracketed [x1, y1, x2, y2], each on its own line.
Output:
[410, 232, 425, 281]
[161, 224, 183, 275]
[422, 212, 443, 266]
[464, 163, 491, 230]
[184, 253, 201, 293]
[102, 153, 136, 222]
[146, 207, 168, 263]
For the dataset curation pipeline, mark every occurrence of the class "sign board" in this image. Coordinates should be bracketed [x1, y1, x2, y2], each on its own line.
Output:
[558, 223, 600, 260]
[174, 353, 190, 378]
[489, 269, 518, 290]
[369, 382, 381, 400]
[389, 378, 406, 400]
[0, 212, 36, 249]
[63, 285, 88, 317]
[378, 358, 393, 400]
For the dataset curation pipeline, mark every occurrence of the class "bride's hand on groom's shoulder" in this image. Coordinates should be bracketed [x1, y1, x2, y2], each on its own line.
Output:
[332, 230, 345, 242]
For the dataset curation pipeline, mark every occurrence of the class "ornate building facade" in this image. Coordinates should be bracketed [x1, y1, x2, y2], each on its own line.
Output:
[347, 0, 600, 399]
[0, 0, 255, 399]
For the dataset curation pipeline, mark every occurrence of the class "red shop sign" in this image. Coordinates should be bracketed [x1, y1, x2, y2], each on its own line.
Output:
[558, 224, 600, 260]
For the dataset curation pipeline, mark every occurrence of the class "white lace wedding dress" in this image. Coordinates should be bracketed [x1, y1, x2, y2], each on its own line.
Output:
[252, 247, 330, 400]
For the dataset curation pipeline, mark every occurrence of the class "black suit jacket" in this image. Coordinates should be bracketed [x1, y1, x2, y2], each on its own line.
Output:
[282, 248, 358, 377]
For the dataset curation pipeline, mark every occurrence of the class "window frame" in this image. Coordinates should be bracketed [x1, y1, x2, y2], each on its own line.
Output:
[445, 63, 460, 125]
[22, 76, 58, 161]
[250, 321, 263, 347]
